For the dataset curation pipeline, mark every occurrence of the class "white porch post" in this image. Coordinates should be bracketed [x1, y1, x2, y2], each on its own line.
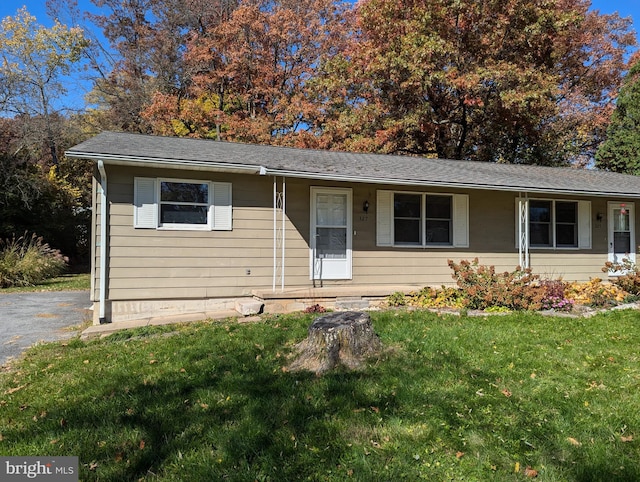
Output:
[518, 194, 530, 269]
[272, 177, 286, 292]
[273, 178, 276, 291]
[281, 177, 286, 291]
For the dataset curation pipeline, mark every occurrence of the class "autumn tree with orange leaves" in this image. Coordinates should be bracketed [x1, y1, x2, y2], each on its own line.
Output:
[142, 0, 351, 144]
[314, 0, 635, 165]
[85, 0, 636, 166]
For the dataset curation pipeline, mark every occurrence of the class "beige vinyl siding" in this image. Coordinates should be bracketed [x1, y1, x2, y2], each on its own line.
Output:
[94, 167, 635, 303]
[103, 167, 312, 300]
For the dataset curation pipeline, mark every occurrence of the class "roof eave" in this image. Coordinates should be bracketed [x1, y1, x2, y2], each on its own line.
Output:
[65, 151, 640, 199]
[266, 169, 640, 199]
[64, 151, 265, 175]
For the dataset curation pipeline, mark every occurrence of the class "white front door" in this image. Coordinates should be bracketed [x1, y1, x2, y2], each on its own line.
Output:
[310, 187, 352, 280]
[608, 202, 635, 266]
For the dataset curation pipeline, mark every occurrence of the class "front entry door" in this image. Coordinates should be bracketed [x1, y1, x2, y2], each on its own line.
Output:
[608, 202, 635, 266]
[310, 187, 352, 280]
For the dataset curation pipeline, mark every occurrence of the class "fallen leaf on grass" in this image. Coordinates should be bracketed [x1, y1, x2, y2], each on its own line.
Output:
[524, 466, 539, 477]
[456, 451, 465, 459]
[567, 437, 582, 446]
[5, 384, 26, 395]
[501, 388, 512, 397]
[620, 435, 633, 442]
[139, 440, 145, 450]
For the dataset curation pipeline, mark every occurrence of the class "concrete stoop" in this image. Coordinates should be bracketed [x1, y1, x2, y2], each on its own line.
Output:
[335, 296, 371, 310]
[235, 298, 264, 316]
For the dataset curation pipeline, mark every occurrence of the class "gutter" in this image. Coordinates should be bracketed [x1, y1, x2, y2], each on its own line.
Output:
[97, 160, 109, 324]
[65, 151, 265, 175]
[260, 169, 640, 199]
[65, 151, 640, 199]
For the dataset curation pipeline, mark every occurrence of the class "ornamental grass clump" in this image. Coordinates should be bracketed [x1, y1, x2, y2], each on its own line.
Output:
[0, 233, 67, 288]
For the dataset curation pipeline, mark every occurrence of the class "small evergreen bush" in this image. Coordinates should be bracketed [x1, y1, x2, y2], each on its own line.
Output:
[0, 233, 67, 288]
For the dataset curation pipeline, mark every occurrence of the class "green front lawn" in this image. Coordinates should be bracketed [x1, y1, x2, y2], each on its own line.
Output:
[1, 310, 639, 481]
[0, 273, 90, 293]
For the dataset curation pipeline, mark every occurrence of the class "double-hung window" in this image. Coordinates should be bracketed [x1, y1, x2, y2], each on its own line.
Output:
[377, 190, 468, 248]
[159, 181, 210, 227]
[134, 177, 232, 231]
[524, 198, 590, 249]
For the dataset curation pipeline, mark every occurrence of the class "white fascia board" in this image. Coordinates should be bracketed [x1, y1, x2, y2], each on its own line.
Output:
[65, 151, 264, 175]
[264, 169, 640, 199]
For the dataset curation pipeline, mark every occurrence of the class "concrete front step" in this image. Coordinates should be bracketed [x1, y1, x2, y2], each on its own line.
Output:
[235, 298, 264, 316]
[335, 297, 370, 310]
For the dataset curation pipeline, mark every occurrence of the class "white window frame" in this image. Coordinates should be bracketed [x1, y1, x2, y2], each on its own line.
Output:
[517, 197, 591, 250]
[134, 177, 232, 231]
[159, 178, 212, 230]
[376, 190, 469, 248]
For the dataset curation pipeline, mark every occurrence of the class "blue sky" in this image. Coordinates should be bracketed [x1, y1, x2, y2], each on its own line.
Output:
[2, 0, 639, 30]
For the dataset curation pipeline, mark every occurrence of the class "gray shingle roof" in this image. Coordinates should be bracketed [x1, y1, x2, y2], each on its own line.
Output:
[66, 131, 640, 198]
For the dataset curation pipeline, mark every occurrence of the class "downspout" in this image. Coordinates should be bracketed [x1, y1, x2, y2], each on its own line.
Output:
[97, 161, 109, 324]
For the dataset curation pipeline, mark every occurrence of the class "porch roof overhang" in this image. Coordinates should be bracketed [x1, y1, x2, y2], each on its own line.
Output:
[66, 131, 640, 199]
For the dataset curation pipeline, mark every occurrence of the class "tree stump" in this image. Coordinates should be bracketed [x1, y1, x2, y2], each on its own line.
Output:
[288, 311, 383, 375]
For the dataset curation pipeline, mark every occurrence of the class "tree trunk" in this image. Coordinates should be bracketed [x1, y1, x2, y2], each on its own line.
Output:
[288, 311, 383, 375]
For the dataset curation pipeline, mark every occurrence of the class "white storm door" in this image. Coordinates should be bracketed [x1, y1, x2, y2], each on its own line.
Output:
[608, 202, 635, 265]
[310, 187, 352, 280]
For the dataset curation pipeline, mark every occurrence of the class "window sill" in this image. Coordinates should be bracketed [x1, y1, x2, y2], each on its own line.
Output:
[157, 225, 212, 231]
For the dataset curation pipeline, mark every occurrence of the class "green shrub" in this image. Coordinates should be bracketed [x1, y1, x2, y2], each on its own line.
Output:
[386, 291, 407, 307]
[0, 233, 67, 288]
[413, 286, 465, 308]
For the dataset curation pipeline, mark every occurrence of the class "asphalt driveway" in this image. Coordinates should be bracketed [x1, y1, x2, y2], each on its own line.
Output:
[0, 291, 90, 366]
